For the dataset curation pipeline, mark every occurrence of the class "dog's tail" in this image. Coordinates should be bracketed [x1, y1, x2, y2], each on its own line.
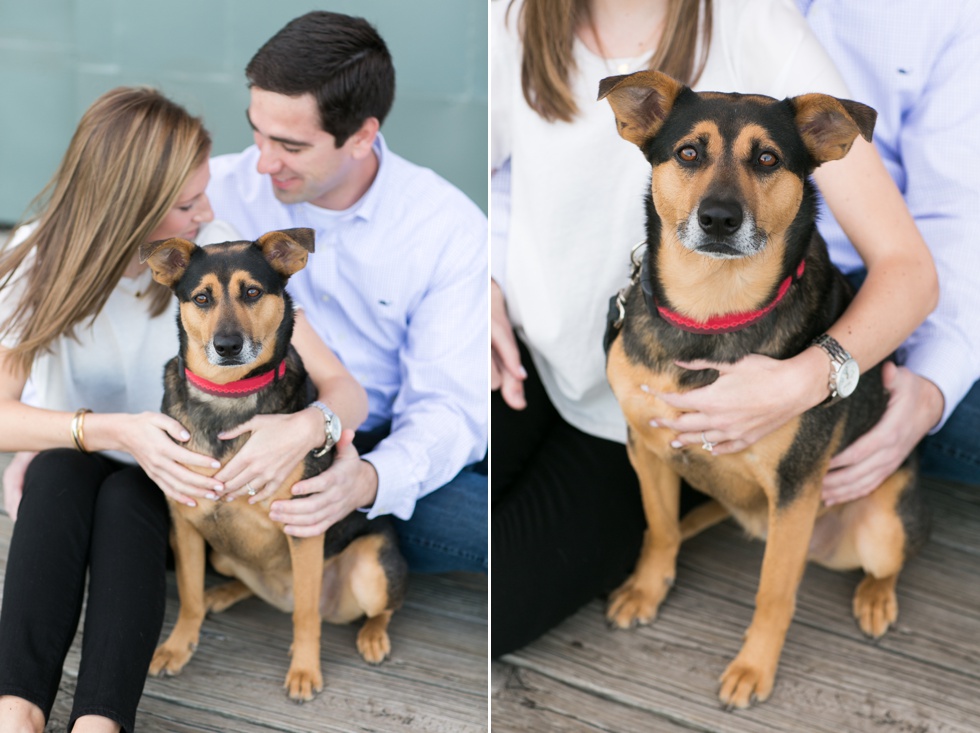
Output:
[680, 500, 730, 541]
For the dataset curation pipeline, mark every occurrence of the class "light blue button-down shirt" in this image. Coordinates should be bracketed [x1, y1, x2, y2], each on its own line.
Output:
[798, 0, 980, 430]
[207, 134, 488, 519]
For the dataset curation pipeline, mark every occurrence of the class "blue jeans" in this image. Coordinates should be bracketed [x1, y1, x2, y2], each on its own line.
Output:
[844, 268, 979, 486]
[355, 426, 487, 574]
[919, 379, 980, 485]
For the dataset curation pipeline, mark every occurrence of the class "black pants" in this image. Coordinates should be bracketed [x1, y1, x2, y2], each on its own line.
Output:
[491, 340, 650, 657]
[0, 449, 169, 733]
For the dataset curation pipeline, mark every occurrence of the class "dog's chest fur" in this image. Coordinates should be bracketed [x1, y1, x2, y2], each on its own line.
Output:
[160, 348, 337, 567]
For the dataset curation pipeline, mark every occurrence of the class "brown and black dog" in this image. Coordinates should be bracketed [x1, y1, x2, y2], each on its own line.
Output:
[599, 71, 928, 708]
[140, 228, 407, 701]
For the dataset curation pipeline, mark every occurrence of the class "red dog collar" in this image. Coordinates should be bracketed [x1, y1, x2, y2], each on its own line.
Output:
[646, 259, 806, 335]
[185, 360, 287, 397]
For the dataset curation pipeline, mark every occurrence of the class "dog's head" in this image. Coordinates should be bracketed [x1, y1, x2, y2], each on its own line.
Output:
[140, 228, 314, 382]
[599, 71, 875, 263]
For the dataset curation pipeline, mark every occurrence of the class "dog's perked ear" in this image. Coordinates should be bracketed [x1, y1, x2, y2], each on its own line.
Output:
[255, 228, 316, 278]
[598, 70, 685, 148]
[140, 237, 198, 288]
[790, 94, 877, 166]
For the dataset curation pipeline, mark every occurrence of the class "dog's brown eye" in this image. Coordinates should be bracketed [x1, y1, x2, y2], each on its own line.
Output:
[246, 287, 262, 299]
[758, 152, 779, 167]
[678, 146, 698, 162]
[193, 293, 209, 305]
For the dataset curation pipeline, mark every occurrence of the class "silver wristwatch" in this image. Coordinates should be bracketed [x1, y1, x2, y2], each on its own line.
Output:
[309, 400, 342, 457]
[812, 334, 859, 406]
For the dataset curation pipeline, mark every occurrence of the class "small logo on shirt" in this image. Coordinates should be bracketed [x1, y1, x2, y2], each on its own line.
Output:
[378, 299, 392, 306]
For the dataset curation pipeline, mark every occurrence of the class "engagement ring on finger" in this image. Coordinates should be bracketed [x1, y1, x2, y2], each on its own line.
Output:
[701, 432, 716, 453]
[246, 482, 257, 496]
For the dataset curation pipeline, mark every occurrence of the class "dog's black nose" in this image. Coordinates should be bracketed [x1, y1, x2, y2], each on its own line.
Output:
[697, 198, 743, 237]
[213, 333, 244, 357]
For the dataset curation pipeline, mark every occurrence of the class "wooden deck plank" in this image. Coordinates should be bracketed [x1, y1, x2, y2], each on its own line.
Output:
[0, 497, 488, 732]
[493, 478, 980, 733]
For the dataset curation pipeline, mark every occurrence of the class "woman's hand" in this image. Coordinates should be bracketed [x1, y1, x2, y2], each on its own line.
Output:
[2, 451, 37, 521]
[654, 350, 828, 455]
[106, 412, 223, 507]
[212, 408, 325, 504]
[492, 279, 526, 409]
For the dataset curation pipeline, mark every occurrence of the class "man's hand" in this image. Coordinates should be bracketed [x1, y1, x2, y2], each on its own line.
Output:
[268, 430, 378, 537]
[823, 363, 944, 505]
[3, 451, 37, 521]
[491, 279, 527, 410]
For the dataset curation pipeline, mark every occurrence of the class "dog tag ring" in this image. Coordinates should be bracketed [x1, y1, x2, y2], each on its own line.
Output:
[309, 400, 342, 457]
[812, 334, 859, 406]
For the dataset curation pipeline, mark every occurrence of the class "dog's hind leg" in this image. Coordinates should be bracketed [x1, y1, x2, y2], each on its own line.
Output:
[849, 466, 918, 638]
[322, 533, 407, 664]
[205, 580, 254, 613]
[285, 532, 326, 702]
[680, 499, 730, 541]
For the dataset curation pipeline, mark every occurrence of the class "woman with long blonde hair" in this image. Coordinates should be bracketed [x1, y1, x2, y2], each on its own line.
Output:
[491, 0, 937, 655]
[0, 87, 366, 733]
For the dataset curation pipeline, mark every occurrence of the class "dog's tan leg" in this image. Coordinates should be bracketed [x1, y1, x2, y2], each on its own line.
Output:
[149, 511, 208, 677]
[284, 532, 325, 702]
[205, 580, 254, 614]
[718, 484, 821, 709]
[680, 499, 730, 541]
[319, 535, 399, 664]
[606, 440, 682, 629]
[850, 467, 913, 638]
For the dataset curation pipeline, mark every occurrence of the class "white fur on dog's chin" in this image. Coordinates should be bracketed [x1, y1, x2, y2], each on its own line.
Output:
[676, 209, 767, 260]
[205, 338, 262, 367]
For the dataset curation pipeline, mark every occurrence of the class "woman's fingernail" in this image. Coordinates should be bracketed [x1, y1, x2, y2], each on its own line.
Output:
[671, 440, 683, 449]
[225, 495, 235, 502]
[180, 431, 190, 440]
[206, 492, 218, 501]
[211, 460, 221, 469]
[640, 384, 650, 392]
[649, 419, 659, 427]
[185, 499, 197, 507]
[213, 484, 223, 492]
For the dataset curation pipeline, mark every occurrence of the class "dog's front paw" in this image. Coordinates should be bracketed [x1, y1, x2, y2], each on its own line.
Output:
[605, 573, 671, 629]
[718, 655, 776, 709]
[853, 574, 898, 638]
[148, 638, 196, 677]
[284, 663, 324, 702]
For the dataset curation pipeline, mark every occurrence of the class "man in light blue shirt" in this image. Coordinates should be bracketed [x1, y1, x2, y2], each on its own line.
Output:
[207, 11, 488, 572]
[798, 0, 980, 499]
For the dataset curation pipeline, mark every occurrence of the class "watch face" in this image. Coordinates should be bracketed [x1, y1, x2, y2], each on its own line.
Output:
[837, 358, 860, 397]
[326, 415, 343, 446]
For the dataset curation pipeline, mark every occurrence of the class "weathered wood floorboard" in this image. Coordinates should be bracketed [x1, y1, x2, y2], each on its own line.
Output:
[493, 478, 980, 733]
[0, 497, 488, 732]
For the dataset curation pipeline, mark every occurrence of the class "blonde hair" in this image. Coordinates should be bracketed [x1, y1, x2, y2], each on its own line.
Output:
[0, 86, 211, 376]
[509, 0, 713, 122]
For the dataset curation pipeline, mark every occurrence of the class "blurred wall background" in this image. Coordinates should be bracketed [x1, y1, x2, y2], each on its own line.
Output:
[0, 1, 488, 225]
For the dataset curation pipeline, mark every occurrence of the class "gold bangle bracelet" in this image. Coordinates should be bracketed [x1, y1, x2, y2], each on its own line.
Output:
[70, 408, 92, 453]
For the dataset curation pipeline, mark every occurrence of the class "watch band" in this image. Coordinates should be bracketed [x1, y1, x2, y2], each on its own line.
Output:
[309, 400, 340, 457]
[811, 334, 857, 406]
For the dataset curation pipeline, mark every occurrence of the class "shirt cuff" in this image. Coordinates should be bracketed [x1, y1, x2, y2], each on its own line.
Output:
[360, 449, 420, 521]
[901, 348, 974, 434]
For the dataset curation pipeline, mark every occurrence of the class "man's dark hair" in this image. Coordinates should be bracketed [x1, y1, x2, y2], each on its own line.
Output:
[246, 11, 395, 147]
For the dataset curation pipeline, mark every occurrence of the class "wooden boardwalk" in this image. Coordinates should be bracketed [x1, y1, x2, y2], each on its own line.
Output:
[492, 477, 980, 732]
[0, 457, 488, 732]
